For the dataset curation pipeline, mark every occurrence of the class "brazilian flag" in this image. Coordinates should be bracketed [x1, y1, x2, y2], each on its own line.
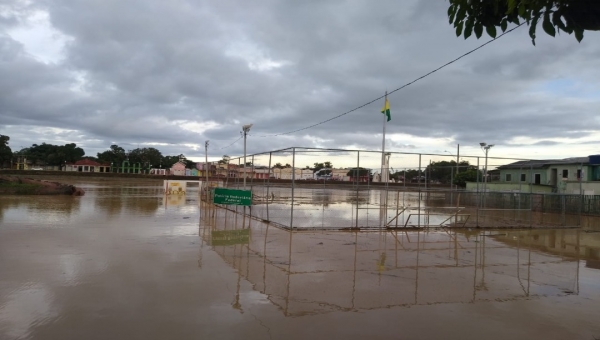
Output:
[381, 98, 391, 122]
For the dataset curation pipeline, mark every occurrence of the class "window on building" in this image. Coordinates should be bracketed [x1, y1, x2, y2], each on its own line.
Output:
[505, 174, 512, 182]
[577, 169, 582, 180]
[520, 173, 526, 182]
[562, 169, 568, 179]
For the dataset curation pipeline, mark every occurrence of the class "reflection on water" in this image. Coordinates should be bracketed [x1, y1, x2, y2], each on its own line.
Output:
[247, 186, 466, 229]
[202, 205, 600, 317]
[0, 182, 193, 225]
[2, 180, 600, 339]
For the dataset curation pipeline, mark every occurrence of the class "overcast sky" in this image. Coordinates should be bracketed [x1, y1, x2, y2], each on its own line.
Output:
[1, 0, 599, 168]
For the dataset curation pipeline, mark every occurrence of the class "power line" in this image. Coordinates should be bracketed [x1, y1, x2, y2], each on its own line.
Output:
[255, 23, 524, 138]
[216, 136, 242, 150]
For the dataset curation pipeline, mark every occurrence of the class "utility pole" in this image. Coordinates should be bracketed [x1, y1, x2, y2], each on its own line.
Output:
[480, 142, 494, 202]
[242, 124, 253, 190]
[205, 140, 209, 191]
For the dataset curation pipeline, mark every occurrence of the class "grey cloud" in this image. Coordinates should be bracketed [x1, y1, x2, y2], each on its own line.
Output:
[0, 0, 599, 162]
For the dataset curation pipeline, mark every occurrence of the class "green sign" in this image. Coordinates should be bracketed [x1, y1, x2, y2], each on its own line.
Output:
[211, 229, 250, 246]
[213, 187, 252, 206]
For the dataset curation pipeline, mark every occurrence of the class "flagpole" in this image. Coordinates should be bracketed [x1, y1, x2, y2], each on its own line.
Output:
[381, 91, 387, 183]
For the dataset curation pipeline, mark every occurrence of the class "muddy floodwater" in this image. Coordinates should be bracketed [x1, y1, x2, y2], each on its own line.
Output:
[1, 179, 600, 340]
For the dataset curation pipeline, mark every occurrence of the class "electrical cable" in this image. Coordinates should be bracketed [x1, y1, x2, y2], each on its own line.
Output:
[216, 136, 243, 150]
[254, 23, 524, 138]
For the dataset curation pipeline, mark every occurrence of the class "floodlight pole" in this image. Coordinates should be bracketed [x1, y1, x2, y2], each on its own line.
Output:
[480, 142, 494, 195]
[242, 124, 253, 190]
[205, 140, 209, 190]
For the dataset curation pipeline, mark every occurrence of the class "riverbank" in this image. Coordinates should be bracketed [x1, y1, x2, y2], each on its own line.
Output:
[0, 175, 85, 195]
[0, 170, 450, 190]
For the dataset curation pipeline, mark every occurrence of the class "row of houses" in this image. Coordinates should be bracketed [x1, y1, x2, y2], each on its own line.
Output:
[198, 164, 366, 181]
[11, 157, 368, 181]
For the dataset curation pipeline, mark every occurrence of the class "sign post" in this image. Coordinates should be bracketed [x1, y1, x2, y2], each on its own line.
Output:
[213, 187, 252, 206]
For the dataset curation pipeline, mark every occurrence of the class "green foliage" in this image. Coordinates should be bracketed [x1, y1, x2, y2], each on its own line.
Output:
[0, 135, 12, 168]
[393, 169, 423, 182]
[448, 0, 600, 44]
[20, 142, 84, 166]
[97, 145, 127, 165]
[128, 147, 163, 168]
[218, 155, 230, 164]
[346, 167, 370, 177]
[453, 168, 481, 187]
[424, 160, 472, 184]
[162, 155, 182, 168]
[313, 161, 333, 174]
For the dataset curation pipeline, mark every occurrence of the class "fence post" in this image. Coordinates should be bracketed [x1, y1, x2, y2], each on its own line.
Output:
[291, 148, 296, 230]
[355, 151, 360, 228]
[530, 163, 533, 227]
[476, 157, 480, 227]
[418, 154, 422, 228]
[267, 152, 272, 222]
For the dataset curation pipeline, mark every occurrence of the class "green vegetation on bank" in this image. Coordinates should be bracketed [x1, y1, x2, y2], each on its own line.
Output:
[0, 181, 44, 195]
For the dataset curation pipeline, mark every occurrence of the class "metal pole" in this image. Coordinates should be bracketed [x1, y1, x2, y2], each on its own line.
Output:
[381, 91, 388, 184]
[205, 141, 209, 194]
[476, 157, 480, 226]
[291, 148, 296, 230]
[355, 151, 360, 229]
[418, 154, 422, 227]
[243, 130, 247, 190]
[267, 152, 272, 222]
[456, 144, 460, 190]
[530, 163, 533, 227]
[483, 148, 488, 195]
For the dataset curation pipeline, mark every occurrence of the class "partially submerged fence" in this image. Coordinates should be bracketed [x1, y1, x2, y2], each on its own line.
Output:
[202, 147, 599, 230]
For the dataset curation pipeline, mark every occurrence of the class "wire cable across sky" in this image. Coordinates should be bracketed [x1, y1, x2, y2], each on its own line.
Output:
[253, 23, 524, 138]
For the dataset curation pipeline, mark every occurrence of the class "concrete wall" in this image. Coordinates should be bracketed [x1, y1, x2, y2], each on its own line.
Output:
[466, 182, 553, 193]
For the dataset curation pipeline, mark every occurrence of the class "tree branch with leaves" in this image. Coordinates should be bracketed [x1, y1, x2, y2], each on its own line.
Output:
[448, 0, 600, 44]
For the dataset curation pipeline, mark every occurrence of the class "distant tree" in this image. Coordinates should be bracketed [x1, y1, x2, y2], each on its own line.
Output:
[162, 155, 183, 168]
[424, 160, 471, 184]
[57, 143, 85, 164]
[23, 142, 84, 166]
[97, 145, 127, 165]
[448, 0, 600, 44]
[184, 159, 196, 169]
[285, 163, 291, 168]
[346, 167, 370, 177]
[454, 168, 481, 187]
[274, 162, 284, 169]
[399, 169, 424, 182]
[128, 147, 163, 167]
[0, 135, 12, 168]
[313, 161, 333, 174]
[218, 155, 231, 164]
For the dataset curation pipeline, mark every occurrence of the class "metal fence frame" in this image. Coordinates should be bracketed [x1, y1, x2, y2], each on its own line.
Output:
[203, 147, 595, 230]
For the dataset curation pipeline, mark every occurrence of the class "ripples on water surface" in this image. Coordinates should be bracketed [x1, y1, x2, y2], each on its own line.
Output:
[1, 179, 600, 340]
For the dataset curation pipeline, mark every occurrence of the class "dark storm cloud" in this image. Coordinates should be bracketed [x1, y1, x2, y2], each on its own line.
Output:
[0, 0, 599, 162]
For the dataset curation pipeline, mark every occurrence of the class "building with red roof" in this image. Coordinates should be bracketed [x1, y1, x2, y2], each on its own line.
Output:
[65, 159, 111, 173]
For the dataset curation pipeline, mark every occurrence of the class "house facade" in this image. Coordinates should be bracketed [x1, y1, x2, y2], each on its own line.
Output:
[274, 167, 313, 180]
[170, 161, 187, 176]
[65, 159, 111, 173]
[475, 155, 600, 194]
[197, 163, 217, 178]
[215, 163, 238, 178]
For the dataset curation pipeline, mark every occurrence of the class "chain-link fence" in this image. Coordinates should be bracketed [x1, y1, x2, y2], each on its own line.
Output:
[201, 147, 599, 230]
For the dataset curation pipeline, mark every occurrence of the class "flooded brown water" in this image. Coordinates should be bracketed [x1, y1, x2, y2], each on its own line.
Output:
[1, 179, 600, 339]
